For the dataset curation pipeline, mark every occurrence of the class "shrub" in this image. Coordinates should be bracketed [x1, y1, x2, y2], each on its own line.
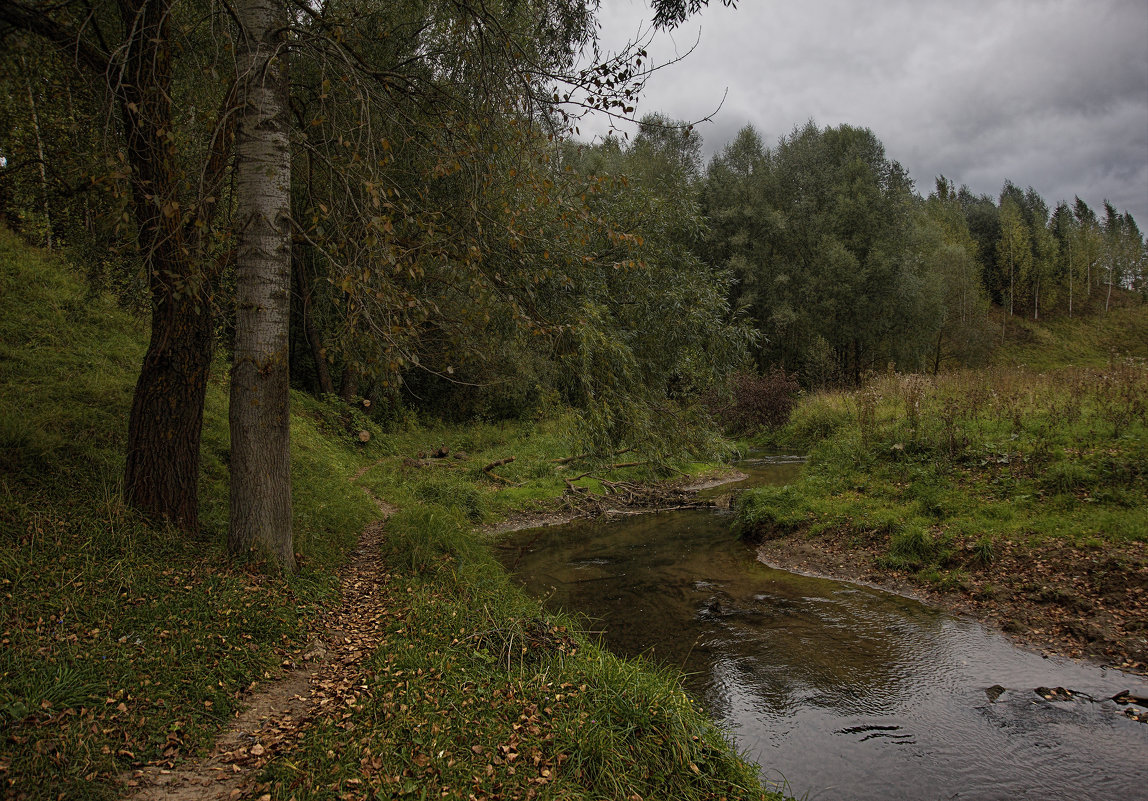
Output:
[708, 368, 800, 434]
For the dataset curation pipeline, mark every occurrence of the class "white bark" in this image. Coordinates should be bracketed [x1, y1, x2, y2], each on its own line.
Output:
[229, 0, 295, 573]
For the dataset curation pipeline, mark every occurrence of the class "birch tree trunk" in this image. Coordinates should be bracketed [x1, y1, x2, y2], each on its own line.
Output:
[229, 0, 295, 573]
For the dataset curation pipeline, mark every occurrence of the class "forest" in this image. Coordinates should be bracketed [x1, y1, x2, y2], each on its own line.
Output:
[1, 0, 1146, 798]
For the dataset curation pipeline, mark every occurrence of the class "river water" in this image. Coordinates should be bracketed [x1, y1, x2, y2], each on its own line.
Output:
[497, 458, 1148, 801]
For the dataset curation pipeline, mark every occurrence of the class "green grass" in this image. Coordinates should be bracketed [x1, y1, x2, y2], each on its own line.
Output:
[738, 356, 1148, 584]
[990, 303, 1148, 371]
[256, 503, 781, 801]
[0, 228, 382, 798]
[0, 228, 779, 799]
[352, 414, 715, 527]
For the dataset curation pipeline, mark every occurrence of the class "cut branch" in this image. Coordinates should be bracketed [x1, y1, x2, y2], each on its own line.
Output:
[482, 456, 515, 472]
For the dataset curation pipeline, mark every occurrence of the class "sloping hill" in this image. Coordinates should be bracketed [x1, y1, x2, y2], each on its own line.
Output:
[0, 230, 781, 800]
[0, 228, 377, 796]
[990, 299, 1148, 371]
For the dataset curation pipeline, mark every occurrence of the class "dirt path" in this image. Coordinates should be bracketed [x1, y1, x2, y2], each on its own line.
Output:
[123, 465, 743, 798]
[125, 476, 396, 800]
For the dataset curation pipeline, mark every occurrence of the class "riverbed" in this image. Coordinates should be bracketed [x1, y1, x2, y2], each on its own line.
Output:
[497, 458, 1148, 801]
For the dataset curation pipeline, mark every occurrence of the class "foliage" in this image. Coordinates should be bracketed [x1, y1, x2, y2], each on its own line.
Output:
[707, 368, 801, 434]
[702, 122, 944, 381]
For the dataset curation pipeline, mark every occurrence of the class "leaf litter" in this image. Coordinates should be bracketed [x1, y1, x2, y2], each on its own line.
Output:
[125, 517, 394, 800]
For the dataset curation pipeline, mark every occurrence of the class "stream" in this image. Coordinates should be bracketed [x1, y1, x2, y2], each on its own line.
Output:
[497, 457, 1148, 801]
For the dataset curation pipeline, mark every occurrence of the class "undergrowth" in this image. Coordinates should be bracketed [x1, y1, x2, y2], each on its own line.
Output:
[738, 352, 1148, 584]
[0, 229, 777, 799]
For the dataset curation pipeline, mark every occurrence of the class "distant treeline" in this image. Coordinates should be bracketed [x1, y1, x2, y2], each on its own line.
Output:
[2, 18, 1143, 435]
[691, 120, 1144, 383]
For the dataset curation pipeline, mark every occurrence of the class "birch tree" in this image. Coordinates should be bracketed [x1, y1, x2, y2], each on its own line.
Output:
[228, 0, 295, 572]
[996, 198, 1030, 317]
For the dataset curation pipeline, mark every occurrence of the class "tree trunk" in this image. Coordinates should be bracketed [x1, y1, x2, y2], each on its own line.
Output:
[228, 0, 295, 573]
[1009, 263, 1014, 316]
[119, 0, 214, 533]
[124, 294, 214, 531]
[20, 53, 52, 249]
[340, 363, 360, 403]
[1, 0, 235, 533]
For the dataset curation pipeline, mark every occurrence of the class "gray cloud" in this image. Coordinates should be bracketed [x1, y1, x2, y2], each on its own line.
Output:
[580, 0, 1148, 223]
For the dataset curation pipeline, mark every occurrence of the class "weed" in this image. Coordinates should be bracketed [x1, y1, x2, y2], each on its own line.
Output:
[972, 536, 996, 566]
[1041, 461, 1098, 495]
[881, 525, 936, 570]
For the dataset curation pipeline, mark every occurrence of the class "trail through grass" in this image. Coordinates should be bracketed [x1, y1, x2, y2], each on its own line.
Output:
[0, 228, 780, 799]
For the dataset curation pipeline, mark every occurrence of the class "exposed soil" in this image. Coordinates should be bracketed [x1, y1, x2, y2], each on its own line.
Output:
[755, 529, 1148, 677]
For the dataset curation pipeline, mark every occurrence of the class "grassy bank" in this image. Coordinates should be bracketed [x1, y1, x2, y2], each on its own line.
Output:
[0, 229, 779, 799]
[739, 311, 1148, 670]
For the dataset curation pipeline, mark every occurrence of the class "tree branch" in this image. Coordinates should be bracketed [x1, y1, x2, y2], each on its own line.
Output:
[0, 0, 110, 74]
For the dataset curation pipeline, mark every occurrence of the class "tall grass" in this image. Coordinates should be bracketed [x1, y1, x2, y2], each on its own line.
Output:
[739, 356, 1148, 578]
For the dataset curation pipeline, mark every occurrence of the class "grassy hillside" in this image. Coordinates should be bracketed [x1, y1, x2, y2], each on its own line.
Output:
[0, 227, 380, 797]
[0, 229, 780, 800]
[742, 303, 1148, 669]
[990, 300, 1148, 370]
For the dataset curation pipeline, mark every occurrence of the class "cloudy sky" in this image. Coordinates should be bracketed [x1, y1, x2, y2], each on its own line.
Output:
[579, 0, 1148, 224]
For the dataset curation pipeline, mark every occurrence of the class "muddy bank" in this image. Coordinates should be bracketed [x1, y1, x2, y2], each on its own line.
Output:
[483, 468, 748, 535]
[756, 529, 1148, 676]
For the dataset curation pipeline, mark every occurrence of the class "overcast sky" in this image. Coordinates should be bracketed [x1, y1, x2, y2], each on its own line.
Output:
[579, 0, 1148, 225]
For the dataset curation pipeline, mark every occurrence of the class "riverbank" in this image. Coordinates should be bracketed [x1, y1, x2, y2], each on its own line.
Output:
[754, 528, 1147, 676]
[0, 231, 782, 799]
[483, 467, 748, 535]
[738, 358, 1148, 677]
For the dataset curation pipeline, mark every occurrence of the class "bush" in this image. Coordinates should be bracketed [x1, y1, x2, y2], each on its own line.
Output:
[708, 368, 800, 434]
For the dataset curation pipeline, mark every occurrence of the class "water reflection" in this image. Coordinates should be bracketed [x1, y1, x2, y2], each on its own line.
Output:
[499, 461, 1148, 801]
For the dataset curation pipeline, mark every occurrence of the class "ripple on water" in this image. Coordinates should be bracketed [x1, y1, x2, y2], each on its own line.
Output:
[500, 472, 1148, 801]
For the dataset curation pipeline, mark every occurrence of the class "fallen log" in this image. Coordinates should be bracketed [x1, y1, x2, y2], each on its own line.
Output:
[550, 446, 635, 466]
[482, 456, 518, 486]
[482, 456, 515, 472]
